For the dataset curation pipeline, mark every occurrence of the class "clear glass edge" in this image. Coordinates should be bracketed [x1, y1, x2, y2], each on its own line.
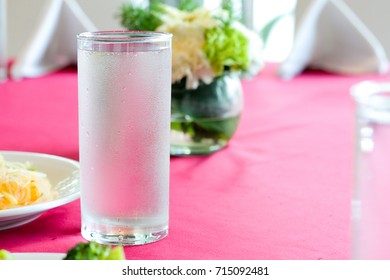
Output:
[77, 30, 172, 43]
[351, 81, 390, 109]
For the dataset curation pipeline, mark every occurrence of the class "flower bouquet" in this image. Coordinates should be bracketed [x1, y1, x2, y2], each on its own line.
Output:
[120, 0, 264, 155]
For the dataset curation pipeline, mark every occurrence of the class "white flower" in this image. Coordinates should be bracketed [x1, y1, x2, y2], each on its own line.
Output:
[157, 6, 221, 89]
[231, 21, 264, 78]
[155, 4, 264, 89]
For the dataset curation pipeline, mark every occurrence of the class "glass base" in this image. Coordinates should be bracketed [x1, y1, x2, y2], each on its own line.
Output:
[170, 142, 227, 156]
[81, 224, 168, 246]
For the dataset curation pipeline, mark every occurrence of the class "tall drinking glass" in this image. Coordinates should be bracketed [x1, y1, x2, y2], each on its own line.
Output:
[351, 81, 390, 259]
[77, 31, 172, 245]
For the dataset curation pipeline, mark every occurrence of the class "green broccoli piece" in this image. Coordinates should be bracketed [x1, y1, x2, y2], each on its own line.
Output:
[105, 245, 126, 260]
[0, 249, 15, 260]
[63, 241, 125, 260]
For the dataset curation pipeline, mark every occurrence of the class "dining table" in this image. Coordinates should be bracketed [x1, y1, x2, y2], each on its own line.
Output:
[0, 62, 389, 260]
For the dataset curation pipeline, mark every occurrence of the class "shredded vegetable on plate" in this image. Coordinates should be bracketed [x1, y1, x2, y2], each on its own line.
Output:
[0, 155, 56, 210]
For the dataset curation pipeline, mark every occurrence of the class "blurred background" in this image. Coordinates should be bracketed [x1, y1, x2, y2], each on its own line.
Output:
[5, 0, 295, 63]
[3, 0, 390, 63]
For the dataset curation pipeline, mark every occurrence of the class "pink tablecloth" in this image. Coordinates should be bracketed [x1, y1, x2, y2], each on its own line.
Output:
[0, 64, 389, 259]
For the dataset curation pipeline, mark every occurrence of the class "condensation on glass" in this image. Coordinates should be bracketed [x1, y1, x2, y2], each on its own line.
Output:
[351, 81, 390, 259]
[77, 31, 172, 246]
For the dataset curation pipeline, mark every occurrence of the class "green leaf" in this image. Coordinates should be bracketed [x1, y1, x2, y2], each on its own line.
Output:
[171, 74, 241, 143]
[119, 0, 163, 31]
[178, 0, 201, 11]
[259, 13, 288, 45]
[221, 0, 234, 24]
[193, 115, 240, 139]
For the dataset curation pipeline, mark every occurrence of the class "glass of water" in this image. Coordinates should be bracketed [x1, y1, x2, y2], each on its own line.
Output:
[77, 31, 172, 245]
[351, 81, 390, 259]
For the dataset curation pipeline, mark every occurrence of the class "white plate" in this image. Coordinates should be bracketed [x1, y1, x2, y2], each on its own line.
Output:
[13, 253, 66, 260]
[0, 151, 80, 230]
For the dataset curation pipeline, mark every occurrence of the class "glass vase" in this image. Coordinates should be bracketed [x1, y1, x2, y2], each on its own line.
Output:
[170, 73, 243, 156]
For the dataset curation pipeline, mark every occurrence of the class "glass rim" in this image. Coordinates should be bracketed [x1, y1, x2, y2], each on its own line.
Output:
[351, 81, 390, 109]
[77, 30, 172, 43]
